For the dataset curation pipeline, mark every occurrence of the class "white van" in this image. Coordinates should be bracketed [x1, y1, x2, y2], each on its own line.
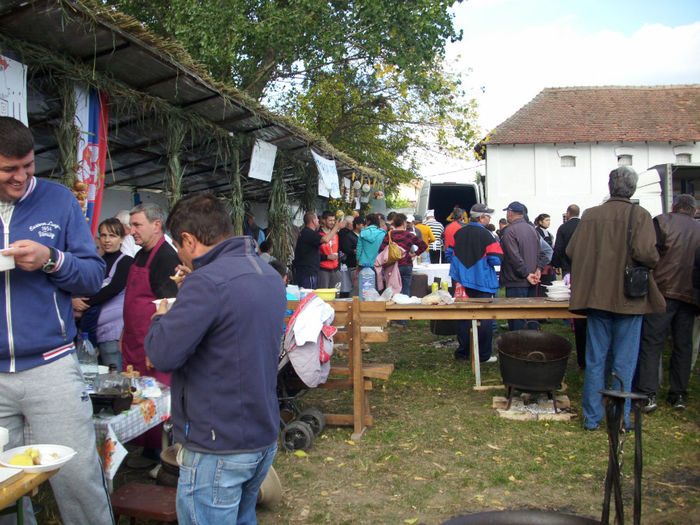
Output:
[415, 180, 483, 225]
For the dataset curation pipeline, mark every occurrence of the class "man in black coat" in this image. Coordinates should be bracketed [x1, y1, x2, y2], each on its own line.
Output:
[552, 204, 587, 369]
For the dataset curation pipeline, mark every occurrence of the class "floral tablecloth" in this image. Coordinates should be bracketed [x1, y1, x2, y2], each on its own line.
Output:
[95, 387, 171, 479]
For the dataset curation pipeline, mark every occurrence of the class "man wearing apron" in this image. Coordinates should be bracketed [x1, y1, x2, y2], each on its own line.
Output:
[122, 203, 179, 455]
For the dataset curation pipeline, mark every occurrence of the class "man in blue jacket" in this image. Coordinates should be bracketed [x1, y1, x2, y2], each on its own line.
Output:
[145, 193, 286, 524]
[448, 203, 503, 362]
[0, 117, 113, 524]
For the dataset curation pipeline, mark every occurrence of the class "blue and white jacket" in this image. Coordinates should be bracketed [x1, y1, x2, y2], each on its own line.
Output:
[0, 177, 105, 372]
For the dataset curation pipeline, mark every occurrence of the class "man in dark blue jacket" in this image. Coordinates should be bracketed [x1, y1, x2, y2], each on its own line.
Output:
[145, 193, 286, 524]
[0, 117, 112, 524]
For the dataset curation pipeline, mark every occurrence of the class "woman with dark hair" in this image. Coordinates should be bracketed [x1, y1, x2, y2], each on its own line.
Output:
[534, 213, 555, 291]
[379, 213, 427, 299]
[72, 217, 133, 371]
[534, 213, 553, 246]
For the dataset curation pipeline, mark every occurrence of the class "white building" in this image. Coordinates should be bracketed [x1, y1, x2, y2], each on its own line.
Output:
[479, 85, 700, 232]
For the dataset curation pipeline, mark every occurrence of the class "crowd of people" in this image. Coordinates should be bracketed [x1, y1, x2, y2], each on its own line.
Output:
[0, 114, 697, 524]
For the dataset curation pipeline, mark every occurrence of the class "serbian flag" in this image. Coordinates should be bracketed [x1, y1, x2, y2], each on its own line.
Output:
[75, 86, 109, 236]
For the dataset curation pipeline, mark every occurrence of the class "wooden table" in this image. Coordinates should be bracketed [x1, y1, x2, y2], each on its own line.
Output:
[384, 298, 584, 387]
[0, 470, 57, 523]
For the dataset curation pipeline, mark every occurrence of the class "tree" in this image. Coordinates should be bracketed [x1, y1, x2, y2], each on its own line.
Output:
[110, 0, 478, 189]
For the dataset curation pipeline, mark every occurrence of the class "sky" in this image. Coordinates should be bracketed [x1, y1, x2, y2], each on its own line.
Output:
[448, 0, 700, 132]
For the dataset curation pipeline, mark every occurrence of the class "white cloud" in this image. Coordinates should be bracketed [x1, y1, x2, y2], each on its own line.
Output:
[449, 20, 700, 130]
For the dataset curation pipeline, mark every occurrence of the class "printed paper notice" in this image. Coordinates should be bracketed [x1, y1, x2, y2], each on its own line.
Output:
[312, 151, 341, 198]
[248, 139, 277, 182]
[0, 55, 27, 124]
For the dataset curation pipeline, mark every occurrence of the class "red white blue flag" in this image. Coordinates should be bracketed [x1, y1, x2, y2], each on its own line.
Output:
[75, 86, 109, 235]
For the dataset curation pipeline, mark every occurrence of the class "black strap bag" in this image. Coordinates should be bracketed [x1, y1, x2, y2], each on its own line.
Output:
[623, 203, 650, 298]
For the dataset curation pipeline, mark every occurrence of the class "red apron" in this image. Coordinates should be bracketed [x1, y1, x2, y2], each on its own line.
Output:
[122, 236, 171, 386]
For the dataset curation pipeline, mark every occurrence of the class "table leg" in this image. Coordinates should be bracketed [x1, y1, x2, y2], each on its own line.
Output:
[471, 319, 481, 387]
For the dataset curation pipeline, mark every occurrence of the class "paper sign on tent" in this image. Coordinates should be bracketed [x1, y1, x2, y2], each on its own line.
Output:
[312, 151, 341, 198]
[0, 54, 28, 124]
[248, 139, 277, 182]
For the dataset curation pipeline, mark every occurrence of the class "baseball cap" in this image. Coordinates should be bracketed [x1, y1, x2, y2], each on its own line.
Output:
[503, 201, 526, 214]
[413, 214, 422, 222]
[470, 203, 494, 215]
[426, 209, 435, 217]
[406, 214, 415, 222]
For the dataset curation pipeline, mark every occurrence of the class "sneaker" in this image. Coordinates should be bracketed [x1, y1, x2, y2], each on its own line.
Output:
[673, 395, 687, 410]
[481, 355, 498, 364]
[642, 393, 658, 414]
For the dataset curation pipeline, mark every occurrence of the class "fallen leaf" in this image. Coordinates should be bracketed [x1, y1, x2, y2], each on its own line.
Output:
[321, 490, 328, 496]
[423, 450, 433, 454]
[413, 476, 426, 481]
[404, 519, 418, 524]
[432, 462, 446, 471]
[337, 463, 345, 467]
[324, 457, 334, 462]
[345, 440, 356, 445]
[449, 438, 455, 442]
[293, 473, 302, 478]
[508, 475, 516, 482]
[352, 483, 364, 487]
[475, 494, 485, 501]
[293, 450, 308, 457]
[455, 451, 463, 456]
[487, 444, 500, 450]
[399, 443, 412, 448]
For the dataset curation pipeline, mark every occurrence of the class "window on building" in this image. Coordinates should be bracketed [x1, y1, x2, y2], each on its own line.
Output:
[617, 154, 633, 166]
[561, 155, 576, 167]
[676, 153, 691, 164]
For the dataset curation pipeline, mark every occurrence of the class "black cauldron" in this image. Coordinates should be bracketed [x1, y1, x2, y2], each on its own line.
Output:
[496, 330, 571, 394]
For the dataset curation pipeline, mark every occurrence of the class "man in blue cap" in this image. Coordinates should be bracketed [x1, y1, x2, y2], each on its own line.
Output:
[500, 201, 548, 330]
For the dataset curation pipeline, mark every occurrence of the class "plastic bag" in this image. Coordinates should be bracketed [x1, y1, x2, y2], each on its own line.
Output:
[420, 290, 455, 305]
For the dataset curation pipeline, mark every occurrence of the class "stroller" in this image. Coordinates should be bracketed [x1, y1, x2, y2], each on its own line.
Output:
[278, 293, 337, 452]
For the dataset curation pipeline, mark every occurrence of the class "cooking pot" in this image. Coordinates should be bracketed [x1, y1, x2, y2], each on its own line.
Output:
[496, 330, 571, 393]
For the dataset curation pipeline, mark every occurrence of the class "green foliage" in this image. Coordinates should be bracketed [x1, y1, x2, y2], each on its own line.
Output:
[110, 0, 479, 193]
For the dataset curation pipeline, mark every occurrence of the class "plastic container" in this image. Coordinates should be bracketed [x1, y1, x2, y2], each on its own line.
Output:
[76, 332, 98, 390]
[359, 266, 376, 301]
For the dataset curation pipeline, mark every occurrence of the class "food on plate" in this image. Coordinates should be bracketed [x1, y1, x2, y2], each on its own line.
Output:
[9, 447, 60, 466]
[11, 447, 39, 465]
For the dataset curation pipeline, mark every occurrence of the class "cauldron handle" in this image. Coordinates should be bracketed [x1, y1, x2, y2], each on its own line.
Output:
[526, 351, 546, 361]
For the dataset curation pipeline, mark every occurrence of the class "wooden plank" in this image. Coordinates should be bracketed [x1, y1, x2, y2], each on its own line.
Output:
[318, 378, 372, 390]
[0, 470, 57, 511]
[329, 363, 394, 380]
[351, 297, 365, 437]
[361, 332, 388, 343]
[324, 414, 373, 427]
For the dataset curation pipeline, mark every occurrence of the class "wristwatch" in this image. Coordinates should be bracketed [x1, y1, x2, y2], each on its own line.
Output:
[42, 247, 58, 273]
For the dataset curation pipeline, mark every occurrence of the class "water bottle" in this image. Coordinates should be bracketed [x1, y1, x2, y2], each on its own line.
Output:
[359, 266, 376, 301]
[77, 332, 98, 390]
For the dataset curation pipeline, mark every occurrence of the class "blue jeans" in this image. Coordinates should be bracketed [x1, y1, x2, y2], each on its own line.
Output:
[582, 310, 643, 430]
[505, 286, 537, 330]
[98, 340, 122, 372]
[177, 443, 277, 525]
[456, 288, 494, 361]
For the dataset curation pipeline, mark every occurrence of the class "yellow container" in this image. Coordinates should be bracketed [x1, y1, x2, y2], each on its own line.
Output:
[313, 288, 338, 301]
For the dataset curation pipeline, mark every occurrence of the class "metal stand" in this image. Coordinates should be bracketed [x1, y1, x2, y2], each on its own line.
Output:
[600, 377, 647, 525]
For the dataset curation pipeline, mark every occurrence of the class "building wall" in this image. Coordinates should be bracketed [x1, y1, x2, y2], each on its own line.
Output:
[485, 141, 700, 232]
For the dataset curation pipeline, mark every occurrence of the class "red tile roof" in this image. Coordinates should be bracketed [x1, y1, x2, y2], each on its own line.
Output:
[486, 85, 700, 144]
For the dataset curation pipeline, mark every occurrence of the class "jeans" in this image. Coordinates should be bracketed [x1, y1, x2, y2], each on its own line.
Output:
[0, 355, 113, 525]
[582, 310, 643, 430]
[177, 443, 277, 525]
[456, 288, 494, 361]
[505, 286, 537, 330]
[429, 250, 442, 264]
[635, 298, 695, 400]
[296, 273, 317, 290]
[98, 340, 122, 372]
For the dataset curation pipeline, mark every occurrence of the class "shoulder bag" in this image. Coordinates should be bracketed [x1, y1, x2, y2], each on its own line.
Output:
[384, 230, 403, 267]
[623, 203, 649, 298]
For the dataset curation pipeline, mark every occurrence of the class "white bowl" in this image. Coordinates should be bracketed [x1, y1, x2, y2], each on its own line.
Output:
[0, 444, 77, 473]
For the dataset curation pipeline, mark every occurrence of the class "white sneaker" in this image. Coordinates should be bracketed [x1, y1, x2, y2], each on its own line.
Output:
[482, 356, 498, 364]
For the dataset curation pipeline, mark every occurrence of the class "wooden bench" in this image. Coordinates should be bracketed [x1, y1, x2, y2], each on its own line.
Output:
[287, 296, 393, 440]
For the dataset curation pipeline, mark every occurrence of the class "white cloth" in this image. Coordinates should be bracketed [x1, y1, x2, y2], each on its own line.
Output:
[120, 235, 139, 257]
